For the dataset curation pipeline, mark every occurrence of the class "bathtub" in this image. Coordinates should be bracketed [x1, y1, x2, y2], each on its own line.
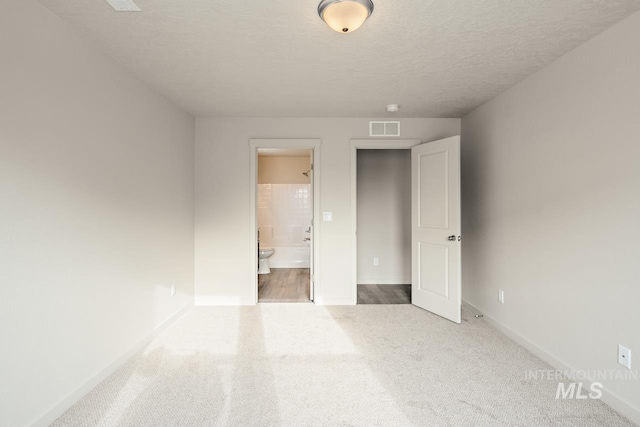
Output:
[267, 244, 310, 268]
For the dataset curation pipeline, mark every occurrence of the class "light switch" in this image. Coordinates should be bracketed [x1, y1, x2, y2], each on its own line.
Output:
[323, 212, 333, 222]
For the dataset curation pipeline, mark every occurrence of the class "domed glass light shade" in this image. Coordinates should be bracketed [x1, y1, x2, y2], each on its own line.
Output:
[318, 0, 374, 33]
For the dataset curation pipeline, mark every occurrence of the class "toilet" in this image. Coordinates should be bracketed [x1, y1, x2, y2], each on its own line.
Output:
[258, 247, 275, 274]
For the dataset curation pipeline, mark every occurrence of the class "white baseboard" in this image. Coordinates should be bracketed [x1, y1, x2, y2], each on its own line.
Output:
[194, 296, 255, 306]
[462, 300, 640, 425]
[313, 297, 354, 306]
[195, 295, 352, 306]
[357, 277, 411, 285]
[31, 303, 193, 427]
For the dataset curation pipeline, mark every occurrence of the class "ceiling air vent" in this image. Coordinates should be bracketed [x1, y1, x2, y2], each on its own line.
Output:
[369, 121, 400, 137]
[105, 0, 140, 11]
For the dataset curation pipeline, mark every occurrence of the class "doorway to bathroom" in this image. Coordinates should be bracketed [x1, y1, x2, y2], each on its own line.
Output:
[249, 139, 321, 304]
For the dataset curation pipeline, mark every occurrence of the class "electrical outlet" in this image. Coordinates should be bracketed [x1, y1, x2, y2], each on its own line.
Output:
[170, 285, 176, 297]
[498, 290, 505, 304]
[618, 345, 631, 369]
[373, 257, 379, 266]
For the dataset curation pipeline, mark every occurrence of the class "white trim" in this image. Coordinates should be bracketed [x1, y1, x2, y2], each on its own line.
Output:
[350, 139, 422, 305]
[462, 300, 640, 425]
[313, 297, 353, 305]
[250, 139, 321, 304]
[357, 277, 411, 285]
[31, 303, 193, 427]
[195, 296, 255, 306]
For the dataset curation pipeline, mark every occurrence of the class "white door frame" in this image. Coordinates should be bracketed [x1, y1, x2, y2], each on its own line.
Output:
[349, 139, 422, 305]
[250, 138, 321, 304]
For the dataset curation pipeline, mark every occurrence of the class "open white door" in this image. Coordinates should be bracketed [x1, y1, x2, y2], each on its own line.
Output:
[411, 136, 461, 323]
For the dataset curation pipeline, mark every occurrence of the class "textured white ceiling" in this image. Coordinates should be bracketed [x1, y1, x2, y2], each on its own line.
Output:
[37, 0, 640, 118]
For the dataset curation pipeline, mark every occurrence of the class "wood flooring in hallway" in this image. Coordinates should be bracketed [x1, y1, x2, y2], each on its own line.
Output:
[357, 284, 411, 304]
[258, 268, 310, 302]
[258, 273, 410, 304]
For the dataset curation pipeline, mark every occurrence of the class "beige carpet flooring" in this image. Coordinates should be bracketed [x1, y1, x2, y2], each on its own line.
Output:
[53, 305, 636, 426]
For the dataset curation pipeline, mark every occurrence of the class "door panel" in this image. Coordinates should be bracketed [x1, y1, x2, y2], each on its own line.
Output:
[412, 136, 461, 323]
[418, 242, 449, 298]
[419, 151, 448, 228]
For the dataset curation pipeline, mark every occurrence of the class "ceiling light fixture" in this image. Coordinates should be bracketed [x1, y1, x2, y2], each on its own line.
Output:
[386, 104, 399, 112]
[318, 0, 374, 33]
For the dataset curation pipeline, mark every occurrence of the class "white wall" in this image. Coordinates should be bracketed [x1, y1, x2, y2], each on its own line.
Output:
[357, 150, 411, 284]
[195, 118, 460, 304]
[0, 1, 195, 425]
[461, 10, 640, 421]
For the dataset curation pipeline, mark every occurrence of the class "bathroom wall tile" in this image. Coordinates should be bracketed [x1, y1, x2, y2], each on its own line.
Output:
[258, 184, 311, 247]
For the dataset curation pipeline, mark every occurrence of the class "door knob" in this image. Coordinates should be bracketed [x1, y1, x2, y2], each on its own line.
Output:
[448, 235, 456, 241]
